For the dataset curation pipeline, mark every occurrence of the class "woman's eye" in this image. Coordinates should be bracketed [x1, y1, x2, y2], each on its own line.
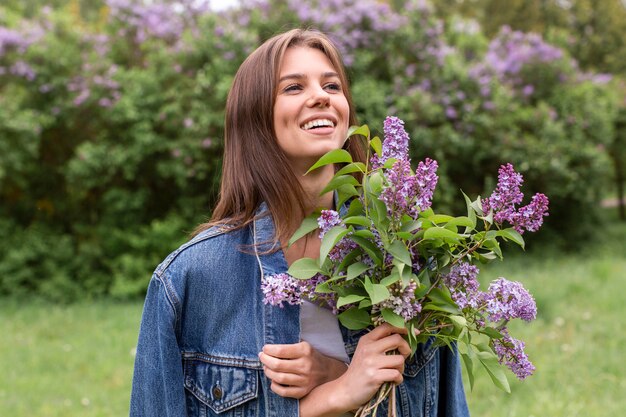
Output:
[325, 83, 341, 92]
[284, 84, 302, 93]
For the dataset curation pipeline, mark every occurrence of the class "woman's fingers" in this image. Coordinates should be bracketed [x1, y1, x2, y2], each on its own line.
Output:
[262, 341, 311, 359]
[269, 381, 308, 399]
[262, 366, 305, 386]
[364, 323, 408, 341]
[373, 333, 412, 357]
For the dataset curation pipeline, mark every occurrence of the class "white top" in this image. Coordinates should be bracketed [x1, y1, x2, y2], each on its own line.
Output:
[300, 300, 350, 364]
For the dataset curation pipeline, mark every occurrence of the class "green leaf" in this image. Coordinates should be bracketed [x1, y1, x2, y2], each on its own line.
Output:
[370, 135, 382, 155]
[483, 238, 503, 258]
[460, 350, 475, 391]
[462, 191, 478, 234]
[497, 228, 525, 249]
[449, 315, 467, 330]
[306, 149, 353, 174]
[481, 327, 505, 340]
[429, 214, 454, 224]
[380, 271, 401, 286]
[422, 303, 461, 314]
[321, 174, 360, 195]
[314, 281, 332, 293]
[352, 229, 375, 239]
[335, 162, 367, 176]
[424, 227, 461, 241]
[343, 216, 371, 228]
[448, 216, 475, 229]
[287, 257, 321, 279]
[478, 352, 511, 393]
[381, 309, 406, 328]
[337, 294, 367, 308]
[367, 171, 383, 194]
[320, 226, 350, 263]
[364, 276, 390, 304]
[387, 240, 412, 265]
[348, 124, 370, 139]
[347, 198, 364, 217]
[351, 235, 383, 265]
[400, 219, 422, 233]
[338, 307, 371, 330]
[288, 216, 319, 246]
[336, 184, 360, 208]
[347, 262, 370, 280]
[470, 196, 484, 216]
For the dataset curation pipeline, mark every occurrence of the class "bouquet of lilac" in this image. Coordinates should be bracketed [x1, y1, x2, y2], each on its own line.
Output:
[261, 116, 548, 416]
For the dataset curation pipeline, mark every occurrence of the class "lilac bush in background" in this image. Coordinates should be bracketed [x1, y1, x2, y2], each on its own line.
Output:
[0, 0, 621, 301]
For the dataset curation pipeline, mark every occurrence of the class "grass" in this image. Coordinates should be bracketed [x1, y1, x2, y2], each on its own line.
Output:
[0, 301, 142, 417]
[0, 221, 624, 416]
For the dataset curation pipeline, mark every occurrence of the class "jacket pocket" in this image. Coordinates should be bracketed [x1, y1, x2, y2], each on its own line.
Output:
[183, 356, 259, 415]
[403, 336, 438, 378]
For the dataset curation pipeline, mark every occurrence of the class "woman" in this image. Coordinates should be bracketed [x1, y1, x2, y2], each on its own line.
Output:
[130, 28, 470, 417]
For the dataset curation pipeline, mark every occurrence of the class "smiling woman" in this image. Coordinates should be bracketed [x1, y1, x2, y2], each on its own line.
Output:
[129, 28, 469, 417]
[273, 46, 350, 175]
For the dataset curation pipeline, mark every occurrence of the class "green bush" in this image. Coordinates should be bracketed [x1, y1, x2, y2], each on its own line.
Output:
[0, 0, 622, 299]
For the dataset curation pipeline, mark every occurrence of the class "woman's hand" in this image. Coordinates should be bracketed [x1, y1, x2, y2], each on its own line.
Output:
[324, 323, 411, 413]
[297, 324, 412, 416]
[259, 341, 348, 399]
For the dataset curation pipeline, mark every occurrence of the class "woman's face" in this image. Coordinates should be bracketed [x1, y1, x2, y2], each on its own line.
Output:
[273, 46, 350, 174]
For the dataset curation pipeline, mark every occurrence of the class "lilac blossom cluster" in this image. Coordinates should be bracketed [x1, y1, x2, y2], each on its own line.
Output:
[317, 209, 341, 238]
[469, 26, 567, 99]
[261, 272, 337, 310]
[441, 262, 480, 310]
[491, 328, 535, 380]
[441, 262, 537, 379]
[261, 273, 303, 307]
[372, 116, 410, 168]
[376, 116, 439, 220]
[373, 280, 422, 321]
[106, 0, 207, 46]
[482, 164, 549, 233]
[484, 278, 537, 322]
[285, 0, 406, 65]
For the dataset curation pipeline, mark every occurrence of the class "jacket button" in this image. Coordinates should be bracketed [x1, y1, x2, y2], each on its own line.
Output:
[212, 385, 223, 400]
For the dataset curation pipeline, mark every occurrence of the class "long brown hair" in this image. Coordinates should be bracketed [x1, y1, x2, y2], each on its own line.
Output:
[193, 29, 366, 244]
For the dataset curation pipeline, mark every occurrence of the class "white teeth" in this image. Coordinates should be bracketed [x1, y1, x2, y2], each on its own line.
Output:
[302, 119, 334, 130]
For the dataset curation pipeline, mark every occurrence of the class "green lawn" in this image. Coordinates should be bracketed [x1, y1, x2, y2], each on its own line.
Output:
[1, 223, 625, 416]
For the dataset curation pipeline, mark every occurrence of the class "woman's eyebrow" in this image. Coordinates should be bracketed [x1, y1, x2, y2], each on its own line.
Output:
[278, 72, 340, 83]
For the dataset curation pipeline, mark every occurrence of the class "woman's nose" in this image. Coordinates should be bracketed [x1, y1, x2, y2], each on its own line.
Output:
[307, 86, 330, 108]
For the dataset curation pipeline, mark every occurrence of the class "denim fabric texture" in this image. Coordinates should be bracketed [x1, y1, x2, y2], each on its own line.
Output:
[130, 203, 470, 417]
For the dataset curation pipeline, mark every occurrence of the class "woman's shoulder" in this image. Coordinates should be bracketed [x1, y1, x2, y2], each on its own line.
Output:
[153, 223, 249, 279]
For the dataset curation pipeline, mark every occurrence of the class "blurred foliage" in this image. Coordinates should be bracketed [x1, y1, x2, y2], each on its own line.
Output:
[0, 0, 624, 301]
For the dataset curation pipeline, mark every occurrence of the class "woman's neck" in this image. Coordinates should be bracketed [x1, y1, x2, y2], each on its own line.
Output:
[297, 163, 335, 213]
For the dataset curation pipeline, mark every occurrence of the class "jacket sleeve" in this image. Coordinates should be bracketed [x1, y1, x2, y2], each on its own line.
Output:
[437, 344, 470, 417]
[130, 274, 188, 417]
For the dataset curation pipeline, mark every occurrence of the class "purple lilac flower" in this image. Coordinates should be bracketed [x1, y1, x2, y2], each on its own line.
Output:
[380, 159, 417, 219]
[414, 158, 438, 212]
[483, 163, 524, 224]
[492, 328, 535, 380]
[374, 280, 422, 321]
[372, 116, 411, 169]
[483, 164, 549, 233]
[328, 238, 358, 263]
[442, 262, 480, 310]
[485, 278, 537, 322]
[261, 273, 304, 307]
[317, 209, 341, 238]
[511, 193, 549, 233]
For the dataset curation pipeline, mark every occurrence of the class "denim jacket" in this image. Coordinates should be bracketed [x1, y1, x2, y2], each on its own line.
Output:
[130, 204, 470, 417]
